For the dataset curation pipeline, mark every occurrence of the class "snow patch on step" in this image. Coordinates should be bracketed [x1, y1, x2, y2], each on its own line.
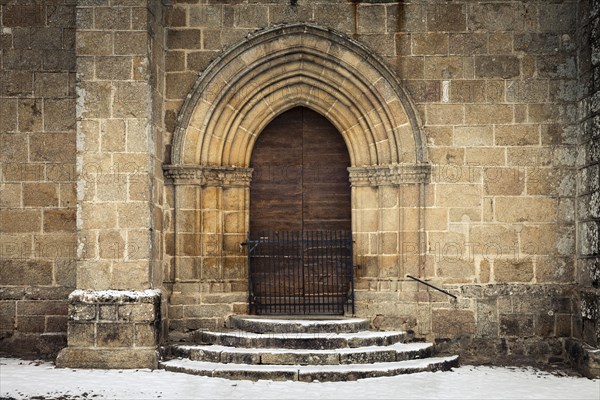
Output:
[202, 330, 405, 339]
[238, 317, 368, 326]
[163, 358, 298, 372]
[174, 342, 432, 355]
[161, 355, 458, 373]
[300, 356, 458, 373]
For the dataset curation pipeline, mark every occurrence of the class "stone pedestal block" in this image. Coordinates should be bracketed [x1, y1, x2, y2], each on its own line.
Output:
[56, 289, 161, 369]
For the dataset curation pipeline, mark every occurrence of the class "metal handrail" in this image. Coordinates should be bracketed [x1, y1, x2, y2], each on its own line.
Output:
[406, 274, 457, 299]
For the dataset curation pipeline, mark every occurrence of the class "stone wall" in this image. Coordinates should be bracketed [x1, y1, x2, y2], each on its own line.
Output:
[148, 0, 168, 341]
[74, 0, 154, 291]
[576, 0, 600, 349]
[0, 0, 596, 371]
[161, 0, 582, 364]
[566, 0, 600, 378]
[0, 0, 76, 357]
[55, 0, 162, 368]
[375, 0, 578, 360]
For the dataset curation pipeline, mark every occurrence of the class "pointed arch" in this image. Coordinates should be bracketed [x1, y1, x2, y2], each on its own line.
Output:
[169, 23, 427, 168]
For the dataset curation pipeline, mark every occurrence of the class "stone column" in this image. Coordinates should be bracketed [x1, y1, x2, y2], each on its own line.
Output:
[164, 165, 252, 335]
[56, 0, 160, 369]
[349, 163, 430, 328]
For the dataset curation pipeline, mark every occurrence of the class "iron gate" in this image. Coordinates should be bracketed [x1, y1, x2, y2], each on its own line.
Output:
[246, 231, 354, 315]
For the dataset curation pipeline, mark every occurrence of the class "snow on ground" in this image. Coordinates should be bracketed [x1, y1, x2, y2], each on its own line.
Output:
[1, 357, 598, 400]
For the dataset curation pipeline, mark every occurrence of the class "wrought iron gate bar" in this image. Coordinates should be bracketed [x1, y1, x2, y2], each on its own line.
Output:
[246, 230, 354, 315]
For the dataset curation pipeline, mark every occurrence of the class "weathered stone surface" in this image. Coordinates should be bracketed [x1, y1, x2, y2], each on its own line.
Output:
[17, 300, 67, 317]
[538, 55, 577, 79]
[424, 56, 463, 79]
[95, 7, 131, 31]
[468, 3, 525, 31]
[96, 57, 132, 81]
[167, 29, 201, 49]
[449, 33, 487, 55]
[494, 260, 534, 283]
[56, 348, 159, 369]
[357, 4, 386, 34]
[160, 355, 459, 382]
[514, 33, 560, 54]
[17, 99, 43, 132]
[495, 198, 557, 223]
[186, 51, 219, 72]
[483, 167, 525, 196]
[565, 338, 600, 379]
[412, 33, 448, 55]
[97, 323, 134, 347]
[500, 314, 534, 337]
[0, 260, 52, 286]
[313, 3, 354, 33]
[475, 56, 520, 79]
[538, 3, 577, 33]
[77, 31, 113, 56]
[0, 302, 16, 332]
[0, 2, 77, 359]
[166, 72, 196, 99]
[114, 32, 147, 56]
[23, 183, 59, 207]
[113, 82, 149, 118]
[427, 3, 466, 32]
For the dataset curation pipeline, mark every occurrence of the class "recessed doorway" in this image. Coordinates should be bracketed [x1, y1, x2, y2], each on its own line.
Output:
[248, 107, 353, 315]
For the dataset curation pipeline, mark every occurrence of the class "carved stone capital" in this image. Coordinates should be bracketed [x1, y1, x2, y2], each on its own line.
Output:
[348, 163, 431, 186]
[164, 165, 253, 187]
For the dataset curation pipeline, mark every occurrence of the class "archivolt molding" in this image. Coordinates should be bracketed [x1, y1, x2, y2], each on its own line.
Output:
[168, 23, 428, 170]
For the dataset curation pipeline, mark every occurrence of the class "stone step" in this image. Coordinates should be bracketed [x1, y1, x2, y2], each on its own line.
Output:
[228, 315, 371, 334]
[160, 355, 459, 382]
[169, 342, 433, 365]
[194, 330, 406, 350]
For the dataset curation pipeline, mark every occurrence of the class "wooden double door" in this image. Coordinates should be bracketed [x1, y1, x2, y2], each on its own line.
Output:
[248, 107, 354, 314]
[249, 106, 351, 233]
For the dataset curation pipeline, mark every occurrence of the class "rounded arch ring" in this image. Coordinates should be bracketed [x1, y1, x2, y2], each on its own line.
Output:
[170, 23, 427, 168]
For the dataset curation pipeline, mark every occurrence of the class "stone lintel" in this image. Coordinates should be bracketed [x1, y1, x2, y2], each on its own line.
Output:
[164, 165, 253, 187]
[348, 163, 431, 186]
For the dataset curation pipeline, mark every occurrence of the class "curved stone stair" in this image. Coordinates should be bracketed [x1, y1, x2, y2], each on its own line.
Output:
[160, 316, 459, 381]
[228, 316, 371, 333]
[195, 329, 408, 349]
[170, 342, 434, 365]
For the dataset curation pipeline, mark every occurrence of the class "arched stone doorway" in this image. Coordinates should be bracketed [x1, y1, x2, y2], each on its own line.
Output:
[164, 23, 430, 325]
